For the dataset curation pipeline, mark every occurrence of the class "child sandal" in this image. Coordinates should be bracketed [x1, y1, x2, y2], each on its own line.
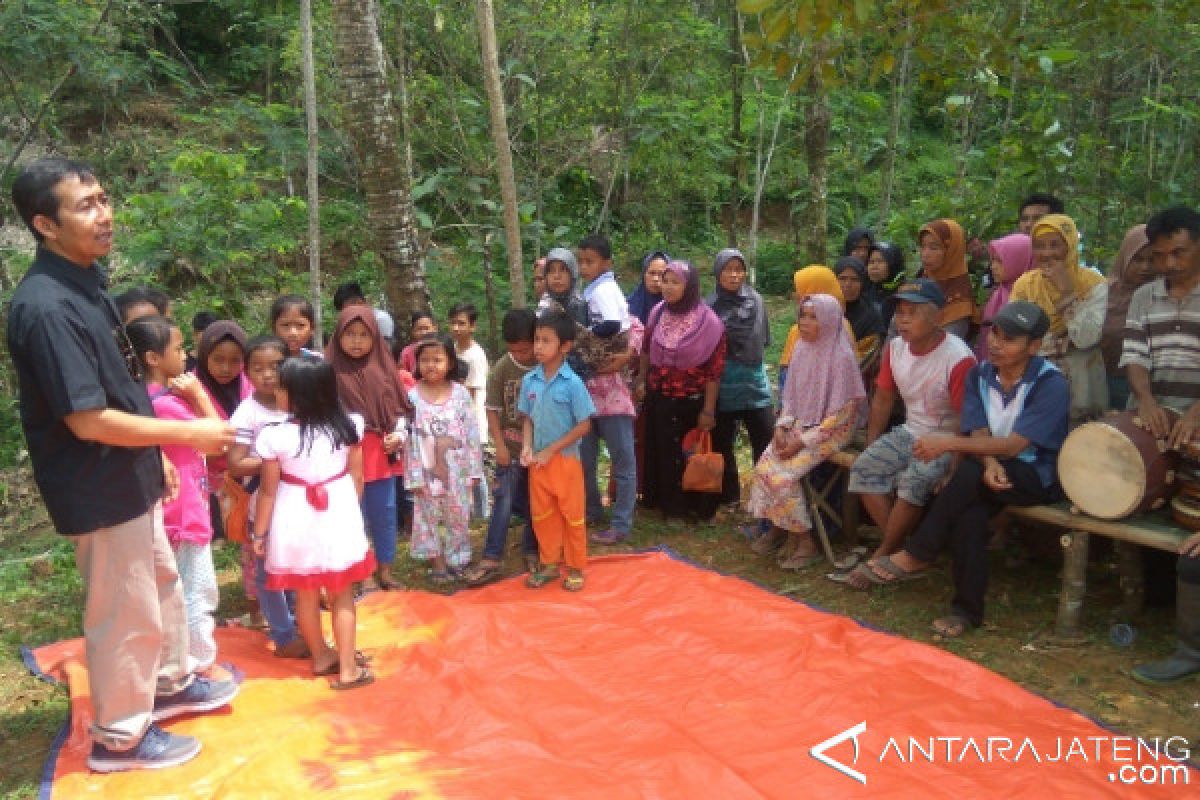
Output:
[525, 565, 560, 588]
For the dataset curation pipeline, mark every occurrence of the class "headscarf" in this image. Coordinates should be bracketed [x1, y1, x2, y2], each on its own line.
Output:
[842, 227, 874, 257]
[1012, 214, 1105, 336]
[918, 219, 975, 327]
[195, 320, 248, 418]
[866, 241, 906, 325]
[780, 294, 866, 426]
[647, 260, 725, 369]
[706, 248, 769, 365]
[833, 256, 885, 343]
[779, 265, 846, 367]
[975, 233, 1034, 359]
[539, 246, 588, 325]
[326, 306, 409, 433]
[980, 233, 1034, 324]
[1101, 224, 1151, 372]
[627, 250, 669, 325]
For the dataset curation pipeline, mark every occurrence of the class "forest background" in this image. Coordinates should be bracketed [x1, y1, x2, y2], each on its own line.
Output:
[0, 0, 1197, 466]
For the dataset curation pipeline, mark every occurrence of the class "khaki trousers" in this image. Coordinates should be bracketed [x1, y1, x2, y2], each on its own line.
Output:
[73, 505, 191, 749]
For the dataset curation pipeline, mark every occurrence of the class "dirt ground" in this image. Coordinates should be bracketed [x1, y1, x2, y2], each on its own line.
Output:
[1, 465, 1197, 798]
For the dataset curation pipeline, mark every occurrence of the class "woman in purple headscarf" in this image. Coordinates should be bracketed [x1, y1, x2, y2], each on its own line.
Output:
[634, 260, 726, 522]
[745, 294, 866, 567]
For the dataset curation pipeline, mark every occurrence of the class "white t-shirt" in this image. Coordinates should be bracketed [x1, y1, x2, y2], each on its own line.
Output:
[457, 341, 490, 444]
[230, 395, 289, 523]
[584, 273, 632, 333]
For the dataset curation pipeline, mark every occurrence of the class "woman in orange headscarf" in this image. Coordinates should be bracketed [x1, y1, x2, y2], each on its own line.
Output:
[1011, 213, 1109, 422]
[917, 219, 976, 338]
[777, 266, 851, 393]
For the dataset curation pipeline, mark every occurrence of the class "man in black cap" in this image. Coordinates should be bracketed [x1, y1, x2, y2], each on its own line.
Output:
[851, 301, 1070, 637]
[846, 278, 977, 588]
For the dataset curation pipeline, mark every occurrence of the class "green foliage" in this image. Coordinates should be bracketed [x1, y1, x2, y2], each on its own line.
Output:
[118, 146, 308, 312]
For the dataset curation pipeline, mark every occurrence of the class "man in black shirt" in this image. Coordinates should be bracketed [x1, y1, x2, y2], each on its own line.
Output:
[8, 158, 239, 772]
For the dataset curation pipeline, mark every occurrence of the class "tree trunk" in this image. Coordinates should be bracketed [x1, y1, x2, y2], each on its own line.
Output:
[474, 0, 526, 307]
[726, 0, 745, 246]
[878, 19, 911, 226]
[330, 0, 429, 320]
[300, 0, 324, 346]
[802, 62, 830, 263]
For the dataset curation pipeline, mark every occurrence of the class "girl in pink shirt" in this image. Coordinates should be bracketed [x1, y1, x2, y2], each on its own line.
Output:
[127, 314, 223, 671]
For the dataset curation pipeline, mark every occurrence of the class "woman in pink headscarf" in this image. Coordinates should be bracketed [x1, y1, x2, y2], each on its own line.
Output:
[745, 294, 866, 567]
[975, 233, 1034, 361]
[634, 260, 726, 522]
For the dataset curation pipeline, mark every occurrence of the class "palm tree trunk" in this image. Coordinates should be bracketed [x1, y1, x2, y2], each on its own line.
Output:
[330, 0, 429, 319]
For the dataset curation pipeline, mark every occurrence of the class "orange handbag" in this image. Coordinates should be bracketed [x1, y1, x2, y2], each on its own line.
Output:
[681, 430, 724, 494]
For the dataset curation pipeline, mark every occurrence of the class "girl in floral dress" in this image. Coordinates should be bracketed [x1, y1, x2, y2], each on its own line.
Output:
[405, 335, 485, 583]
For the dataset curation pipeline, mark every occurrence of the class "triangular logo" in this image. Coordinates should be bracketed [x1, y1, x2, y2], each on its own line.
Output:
[810, 721, 868, 784]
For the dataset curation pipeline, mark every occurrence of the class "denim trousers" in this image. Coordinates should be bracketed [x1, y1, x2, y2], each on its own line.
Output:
[362, 477, 398, 566]
[482, 462, 538, 561]
[254, 555, 298, 648]
[580, 414, 636, 533]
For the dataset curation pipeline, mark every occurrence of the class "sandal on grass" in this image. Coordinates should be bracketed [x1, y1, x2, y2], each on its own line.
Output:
[562, 573, 585, 592]
[526, 565, 560, 589]
[464, 562, 504, 587]
[843, 562, 884, 590]
[429, 569, 459, 586]
[750, 529, 787, 556]
[931, 614, 973, 639]
[868, 555, 928, 585]
[330, 667, 375, 691]
[778, 550, 822, 570]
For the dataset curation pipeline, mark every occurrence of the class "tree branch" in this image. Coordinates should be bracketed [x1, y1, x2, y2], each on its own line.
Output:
[0, 0, 117, 191]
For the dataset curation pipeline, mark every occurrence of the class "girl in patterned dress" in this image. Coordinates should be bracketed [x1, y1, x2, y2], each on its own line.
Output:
[406, 335, 485, 583]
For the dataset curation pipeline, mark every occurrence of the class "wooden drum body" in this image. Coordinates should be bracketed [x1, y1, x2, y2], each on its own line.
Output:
[1057, 411, 1177, 520]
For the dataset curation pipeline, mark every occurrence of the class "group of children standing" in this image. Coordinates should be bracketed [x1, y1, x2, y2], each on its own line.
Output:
[117, 235, 638, 687]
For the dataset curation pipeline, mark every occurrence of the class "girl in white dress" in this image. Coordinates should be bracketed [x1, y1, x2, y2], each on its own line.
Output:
[252, 357, 375, 689]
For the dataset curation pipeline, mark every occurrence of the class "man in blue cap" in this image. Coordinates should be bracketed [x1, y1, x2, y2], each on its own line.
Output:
[845, 278, 977, 589]
[850, 302, 1070, 638]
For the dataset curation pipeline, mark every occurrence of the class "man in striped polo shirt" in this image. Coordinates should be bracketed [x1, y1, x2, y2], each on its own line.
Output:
[1123, 206, 1200, 684]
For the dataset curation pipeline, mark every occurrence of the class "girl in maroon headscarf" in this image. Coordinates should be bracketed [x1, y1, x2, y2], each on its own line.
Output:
[327, 307, 411, 589]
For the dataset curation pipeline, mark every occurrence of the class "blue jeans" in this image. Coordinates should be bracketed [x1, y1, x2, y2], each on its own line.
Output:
[482, 463, 538, 561]
[362, 478, 397, 566]
[580, 414, 636, 533]
[255, 556, 299, 648]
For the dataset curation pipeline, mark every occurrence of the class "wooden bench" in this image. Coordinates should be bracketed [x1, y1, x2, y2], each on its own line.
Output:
[809, 448, 1192, 642]
[1006, 504, 1190, 643]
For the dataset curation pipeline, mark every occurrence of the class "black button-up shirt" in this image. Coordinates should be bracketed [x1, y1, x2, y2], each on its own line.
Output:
[7, 247, 163, 534]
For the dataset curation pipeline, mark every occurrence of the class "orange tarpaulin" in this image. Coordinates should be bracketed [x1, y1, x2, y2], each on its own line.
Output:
[25, 550, 1194, 798]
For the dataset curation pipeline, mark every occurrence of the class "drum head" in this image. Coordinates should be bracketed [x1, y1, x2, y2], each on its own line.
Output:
[1057, 421, 1146, 519]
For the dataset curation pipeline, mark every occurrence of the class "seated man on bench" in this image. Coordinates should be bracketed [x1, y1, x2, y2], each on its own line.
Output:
[847, 302, 1070, 638]
[845, 279, 975, 588]
[1125, 206, 1200, 683]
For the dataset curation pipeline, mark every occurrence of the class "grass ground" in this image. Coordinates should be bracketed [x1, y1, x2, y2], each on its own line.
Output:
[1, 454, 1196, 799]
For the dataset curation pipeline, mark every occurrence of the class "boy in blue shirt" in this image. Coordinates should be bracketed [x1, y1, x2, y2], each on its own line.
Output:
[519, 311, 596, 591]
[852, 302, 1069, 637]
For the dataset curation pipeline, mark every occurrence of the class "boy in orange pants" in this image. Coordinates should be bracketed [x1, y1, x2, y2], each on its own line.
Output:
[519, 311, 596, 591]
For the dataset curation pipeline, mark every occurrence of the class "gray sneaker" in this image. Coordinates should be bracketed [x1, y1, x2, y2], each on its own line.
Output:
[152, 676, 240, 722]
[87, 725, 201, 772]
